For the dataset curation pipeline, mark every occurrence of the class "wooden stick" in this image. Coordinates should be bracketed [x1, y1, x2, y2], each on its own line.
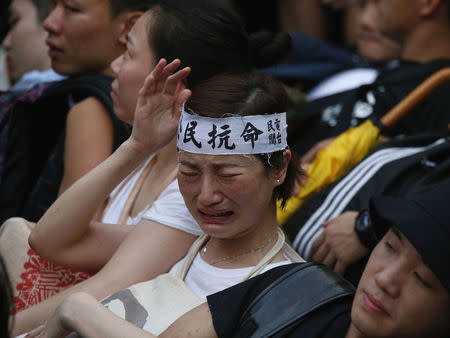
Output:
[381, 68, 450, 128]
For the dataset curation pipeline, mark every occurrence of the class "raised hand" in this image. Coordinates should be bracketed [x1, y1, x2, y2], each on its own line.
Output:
[130, 58, 191, 155]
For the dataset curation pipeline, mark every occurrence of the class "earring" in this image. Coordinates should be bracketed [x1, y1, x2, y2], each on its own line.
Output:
[276, 179, 280, 184]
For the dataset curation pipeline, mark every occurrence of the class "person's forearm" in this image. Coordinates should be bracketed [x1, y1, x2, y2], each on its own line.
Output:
[60, 293, 156, 338]
[11, 273, 112, 336]
[48, 222, 134, 272]
[29, 140, 150, 261]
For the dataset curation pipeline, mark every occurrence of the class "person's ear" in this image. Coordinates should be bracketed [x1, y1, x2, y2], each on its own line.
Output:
[273, 149, 291, 186]
[418, 0, 442, 17]
[116, 11, 144, 46]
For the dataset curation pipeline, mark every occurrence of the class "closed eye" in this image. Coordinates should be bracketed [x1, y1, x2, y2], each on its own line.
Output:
[179, 171, 198, 177]
[414, 272, 433, 289]
[384, 240, 395, 252]
[219, 173, 241, 178]
[64, 5, 79, 12]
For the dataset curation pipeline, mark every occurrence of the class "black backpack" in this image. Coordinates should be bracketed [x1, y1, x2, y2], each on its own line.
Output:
[236, 262, 355, 338]
[0, 73, 131, 223]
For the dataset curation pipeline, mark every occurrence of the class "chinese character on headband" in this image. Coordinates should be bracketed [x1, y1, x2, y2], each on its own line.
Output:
[240, 122, 263, 149]
[183, 121, 202, 148]
[208, 124, 236, 150]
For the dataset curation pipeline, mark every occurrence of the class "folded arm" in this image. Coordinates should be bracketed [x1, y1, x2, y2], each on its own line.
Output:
[26, 293, 216, 338]
[13, 219, 197, 336]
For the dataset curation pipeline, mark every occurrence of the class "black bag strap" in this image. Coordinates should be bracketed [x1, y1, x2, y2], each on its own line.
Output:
[236, 262, 355, 338]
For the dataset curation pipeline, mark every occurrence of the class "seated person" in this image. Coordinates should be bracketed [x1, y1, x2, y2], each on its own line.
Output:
[0, 0, 65, 175]
[0, 0, 146, 224]
[261, 0, 401, 98]
[2, 0, 293, 318]
[307, 0, 401, 100]
[26, 171, 450, 338]
[280, 0, 450, 280]
[291, 0, 450, 157]
[287, 129, 449, 283]
[14, 70, 305, 336]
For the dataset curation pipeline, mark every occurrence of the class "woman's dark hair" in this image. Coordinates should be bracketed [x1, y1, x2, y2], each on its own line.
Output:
[185, 73, 304, 207]
[141, 0, 291, 88]
[0, 255, 13, 338]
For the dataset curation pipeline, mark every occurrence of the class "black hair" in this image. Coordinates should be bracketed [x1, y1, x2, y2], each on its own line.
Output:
[445, 0, 450, 22]
[29, 0, 52, 23]
[0, 255, 13, 338]
[141, 0, 291, 88]
[186, 73, 305, 207]
[108, 0, 156, 17]
[0, 0, 12, 41]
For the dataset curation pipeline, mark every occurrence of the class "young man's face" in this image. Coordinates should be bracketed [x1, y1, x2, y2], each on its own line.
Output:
[372, 0, 417, 44]
[350, 228, 450, 337]
[355, 0, 401, 62]
[43, 0, 126, 76]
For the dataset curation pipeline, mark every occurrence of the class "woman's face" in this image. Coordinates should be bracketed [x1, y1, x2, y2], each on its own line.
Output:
[43, 0, 127, 76]
[110, 12, 154, 124]
[178, 152, 282, 239]
[351, 228, 450, 338]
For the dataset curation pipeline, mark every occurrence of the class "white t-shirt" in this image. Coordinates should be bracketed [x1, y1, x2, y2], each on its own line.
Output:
[101, 156, 202, 236]
[169, 254, 291, 299]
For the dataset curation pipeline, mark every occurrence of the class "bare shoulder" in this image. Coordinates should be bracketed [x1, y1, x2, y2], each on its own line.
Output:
[67, 96, 112, 127]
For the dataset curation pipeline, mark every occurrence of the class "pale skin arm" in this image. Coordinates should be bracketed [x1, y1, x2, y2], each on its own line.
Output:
[58, 96, 114, 195]
[25, 293, 217, 338]
[14, 220, 197, 336]
[28, 59, 191, 272]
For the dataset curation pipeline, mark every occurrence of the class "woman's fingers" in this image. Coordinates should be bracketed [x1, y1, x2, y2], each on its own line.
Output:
[141, 58, 167, 95]
[164, 67, 191, 95]
[142, 59, 189, 96]
[174, 89, 192, 119]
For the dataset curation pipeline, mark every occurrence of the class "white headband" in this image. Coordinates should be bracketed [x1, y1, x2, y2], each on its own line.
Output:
[177, 108, 288, 155]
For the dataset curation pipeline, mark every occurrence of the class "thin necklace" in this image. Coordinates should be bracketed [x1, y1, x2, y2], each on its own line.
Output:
[201, 231, 278, 266]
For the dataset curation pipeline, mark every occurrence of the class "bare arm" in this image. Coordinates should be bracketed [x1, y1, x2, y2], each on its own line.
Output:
[28, 59, 191, 271]
[25, 293, 216, 338]
[28, 139, 148, 272]
[58, 96, 114, 195]
[13, 220, 197, 336]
